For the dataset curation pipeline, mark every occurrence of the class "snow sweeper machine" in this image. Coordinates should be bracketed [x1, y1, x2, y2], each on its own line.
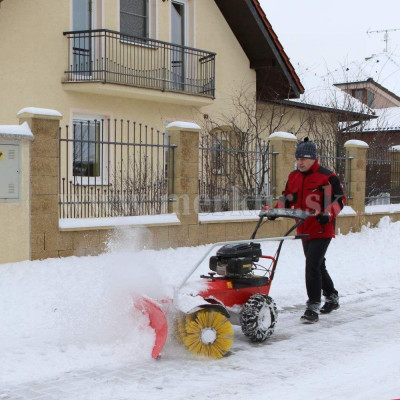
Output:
[135, 207, 311, 359]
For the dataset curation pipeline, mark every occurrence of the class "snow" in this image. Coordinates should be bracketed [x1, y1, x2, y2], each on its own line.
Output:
[166, 121, 201, 131]
[269, 131, 297, 140]
[344, 139, 369, 147]
[59, 213, 180, 230]
[289, 64, 372, 115]
[337, 205, 356, 215]
[392, 145, 400, 151]
[199, 209, 260, 222]
[330, 52, 400, 98]
[348, 106, 400, 132]
[1, 218, 400, 399]
[365, 203, 400, 214]
[17, 107, 63, 118]
[0, 121, 33, 139]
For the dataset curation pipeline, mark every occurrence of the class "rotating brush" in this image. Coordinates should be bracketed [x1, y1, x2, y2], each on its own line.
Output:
[183, 309, 233, 359]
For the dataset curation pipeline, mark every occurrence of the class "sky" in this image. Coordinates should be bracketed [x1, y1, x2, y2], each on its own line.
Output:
[259, 0, 400, 74]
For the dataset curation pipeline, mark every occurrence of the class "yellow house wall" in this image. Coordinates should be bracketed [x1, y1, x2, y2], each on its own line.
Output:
[0, 0, 255, 131]
[257, 103, 338, 141]
[0, 140, 30, 263]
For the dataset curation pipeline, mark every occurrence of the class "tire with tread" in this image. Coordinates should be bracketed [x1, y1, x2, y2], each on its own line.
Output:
[240, 294, 278, 342]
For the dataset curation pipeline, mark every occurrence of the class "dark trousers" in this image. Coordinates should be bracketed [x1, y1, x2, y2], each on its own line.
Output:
[302, 239, 338, 304]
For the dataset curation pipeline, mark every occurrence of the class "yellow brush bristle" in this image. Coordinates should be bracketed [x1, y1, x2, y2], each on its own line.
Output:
[175, 313, 189, 343]
[183, 309, 234, 359]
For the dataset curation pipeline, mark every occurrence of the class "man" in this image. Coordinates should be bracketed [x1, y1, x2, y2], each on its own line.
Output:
[276, 138, 346, 323]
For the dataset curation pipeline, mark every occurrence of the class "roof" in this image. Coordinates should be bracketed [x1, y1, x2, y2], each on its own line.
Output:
[214, 0, 304, 100]
[329, 52, 400, 99]
[346, 107, 400, 132]
[282, 64, 376, 122]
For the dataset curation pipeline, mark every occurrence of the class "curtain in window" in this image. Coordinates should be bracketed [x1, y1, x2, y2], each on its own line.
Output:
[120, 0, 148, 38]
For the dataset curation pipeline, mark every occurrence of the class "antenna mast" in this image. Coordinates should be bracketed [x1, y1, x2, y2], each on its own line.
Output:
[367, 28, 400, 52]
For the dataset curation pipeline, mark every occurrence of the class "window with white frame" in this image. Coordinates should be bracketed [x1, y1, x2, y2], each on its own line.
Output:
[72, 116, 106, 183]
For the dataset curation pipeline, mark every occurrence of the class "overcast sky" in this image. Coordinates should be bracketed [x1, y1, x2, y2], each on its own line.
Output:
[259, 0, 400, 74]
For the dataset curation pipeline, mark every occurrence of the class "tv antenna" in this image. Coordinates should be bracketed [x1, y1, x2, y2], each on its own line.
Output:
[367, 28, 400, 52]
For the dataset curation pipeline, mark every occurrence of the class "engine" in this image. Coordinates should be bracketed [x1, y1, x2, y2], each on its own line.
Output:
[209, 242, 262, 277]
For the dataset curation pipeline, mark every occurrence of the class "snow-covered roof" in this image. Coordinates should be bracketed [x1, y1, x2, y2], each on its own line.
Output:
[329, 52, 400, 98]
[347, 107, 400, 132]
[286, 64, 373, 117]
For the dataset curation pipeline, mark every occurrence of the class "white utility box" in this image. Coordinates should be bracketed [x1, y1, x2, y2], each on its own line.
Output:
[0, 144, 20, 200]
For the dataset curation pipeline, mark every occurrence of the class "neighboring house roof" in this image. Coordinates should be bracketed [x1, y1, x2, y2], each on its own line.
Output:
[329, 52, 400, 98]
[347, 107, 400, 132]
[214, 0, 304, 100]
[282, 65, 376, 122]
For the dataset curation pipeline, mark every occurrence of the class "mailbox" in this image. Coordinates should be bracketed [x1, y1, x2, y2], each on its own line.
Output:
[0, 144, 20, 200]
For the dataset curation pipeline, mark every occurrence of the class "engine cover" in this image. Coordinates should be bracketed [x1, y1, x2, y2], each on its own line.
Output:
[209, 242, 261, 277]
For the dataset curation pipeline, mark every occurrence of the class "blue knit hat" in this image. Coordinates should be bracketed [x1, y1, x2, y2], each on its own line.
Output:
[295, 137, 317, 159]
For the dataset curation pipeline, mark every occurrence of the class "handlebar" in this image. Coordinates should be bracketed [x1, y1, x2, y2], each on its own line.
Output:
[259, 208, 312, 221]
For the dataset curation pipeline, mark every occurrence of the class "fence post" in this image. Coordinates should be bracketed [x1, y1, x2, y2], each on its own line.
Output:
[390, 145, 400, 202]
[18, 107, 63, 260]
[166, 122, 201, 226]
[268, 132, 297, 199]
[344, 139, 369, 213]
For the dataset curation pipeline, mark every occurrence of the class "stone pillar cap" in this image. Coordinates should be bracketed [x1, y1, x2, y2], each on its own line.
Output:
[344, 139, 369, 148]
[0, 121, 34, 141]
[269, 131, 297, 141]
[17, 107, 63, 120]
[166, 121, 201, 132]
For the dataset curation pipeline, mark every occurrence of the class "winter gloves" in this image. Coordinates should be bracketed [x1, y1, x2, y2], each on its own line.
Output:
[316, 212, 331, 225]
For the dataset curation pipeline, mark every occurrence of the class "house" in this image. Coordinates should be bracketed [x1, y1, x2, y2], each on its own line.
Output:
[330, 52, 400, 147]
[0, 0, 395, 264]
[0, 0, 306, 262]
[328, 52, 400, 203]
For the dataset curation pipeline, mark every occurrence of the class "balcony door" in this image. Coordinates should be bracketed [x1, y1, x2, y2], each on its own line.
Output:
[171, 1, 186, 90]
[72, 0, 96, 76]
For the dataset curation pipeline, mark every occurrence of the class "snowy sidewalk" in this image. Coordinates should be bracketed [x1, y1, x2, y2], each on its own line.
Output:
[2, 287, 400, 400]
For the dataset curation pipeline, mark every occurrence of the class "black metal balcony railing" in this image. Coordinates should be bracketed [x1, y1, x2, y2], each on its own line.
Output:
[63, 29, 216, 98]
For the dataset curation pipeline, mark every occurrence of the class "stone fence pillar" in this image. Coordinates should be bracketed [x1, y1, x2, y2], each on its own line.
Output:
[166, 122, 201, 227]
[0, 121, 33, 263]
[268, 132, 297, 199]
[18, 107, 62, 260]
[344, 139, 369, 214]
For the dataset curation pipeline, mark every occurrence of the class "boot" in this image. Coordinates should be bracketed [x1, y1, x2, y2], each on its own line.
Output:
[320, 294, 339, 314]
[300, 301, 320, 323]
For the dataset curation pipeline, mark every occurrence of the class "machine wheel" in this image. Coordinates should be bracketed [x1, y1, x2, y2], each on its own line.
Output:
[181, 309, 234, 359]
[240, 294, 278, 342]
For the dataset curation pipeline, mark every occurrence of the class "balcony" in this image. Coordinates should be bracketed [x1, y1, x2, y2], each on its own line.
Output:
[63, 29, 216, 101]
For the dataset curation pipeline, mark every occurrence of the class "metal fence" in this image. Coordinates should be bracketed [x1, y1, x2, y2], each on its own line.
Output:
[59, 119, 175, 219]
[365, 146, 400, 205]
[315, 139, 352, 199]
[63, 29, 215, 98]
[199, 131, 275, 212]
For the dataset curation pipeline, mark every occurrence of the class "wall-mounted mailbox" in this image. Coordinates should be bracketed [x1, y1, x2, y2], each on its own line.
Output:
[0, 144, 20, 200]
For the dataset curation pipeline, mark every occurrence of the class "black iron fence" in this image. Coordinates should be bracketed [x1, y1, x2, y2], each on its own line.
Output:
[199, 131, 275, 212]
[315, 139, 352, 199]
[59, 119, 175, 219]
[366, 146, 400, 205]
[63, 29, 215, 98]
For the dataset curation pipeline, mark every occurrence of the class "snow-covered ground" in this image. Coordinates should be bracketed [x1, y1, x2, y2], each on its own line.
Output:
[1, 217, 400, 399]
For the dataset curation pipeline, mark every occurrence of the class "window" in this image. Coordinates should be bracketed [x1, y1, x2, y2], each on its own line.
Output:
[211, 140, 227, 175]
[366, 90, 375, 108]
[351, 89, 375, 108]
[72, 118, 103, 183]
[120, 0, 148, 38]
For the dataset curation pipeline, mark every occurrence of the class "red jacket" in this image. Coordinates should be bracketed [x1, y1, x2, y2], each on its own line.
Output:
[277, 160, 346, 240]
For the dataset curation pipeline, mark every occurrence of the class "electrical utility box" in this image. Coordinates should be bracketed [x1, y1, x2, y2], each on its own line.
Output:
[0, 144, 20, 200]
